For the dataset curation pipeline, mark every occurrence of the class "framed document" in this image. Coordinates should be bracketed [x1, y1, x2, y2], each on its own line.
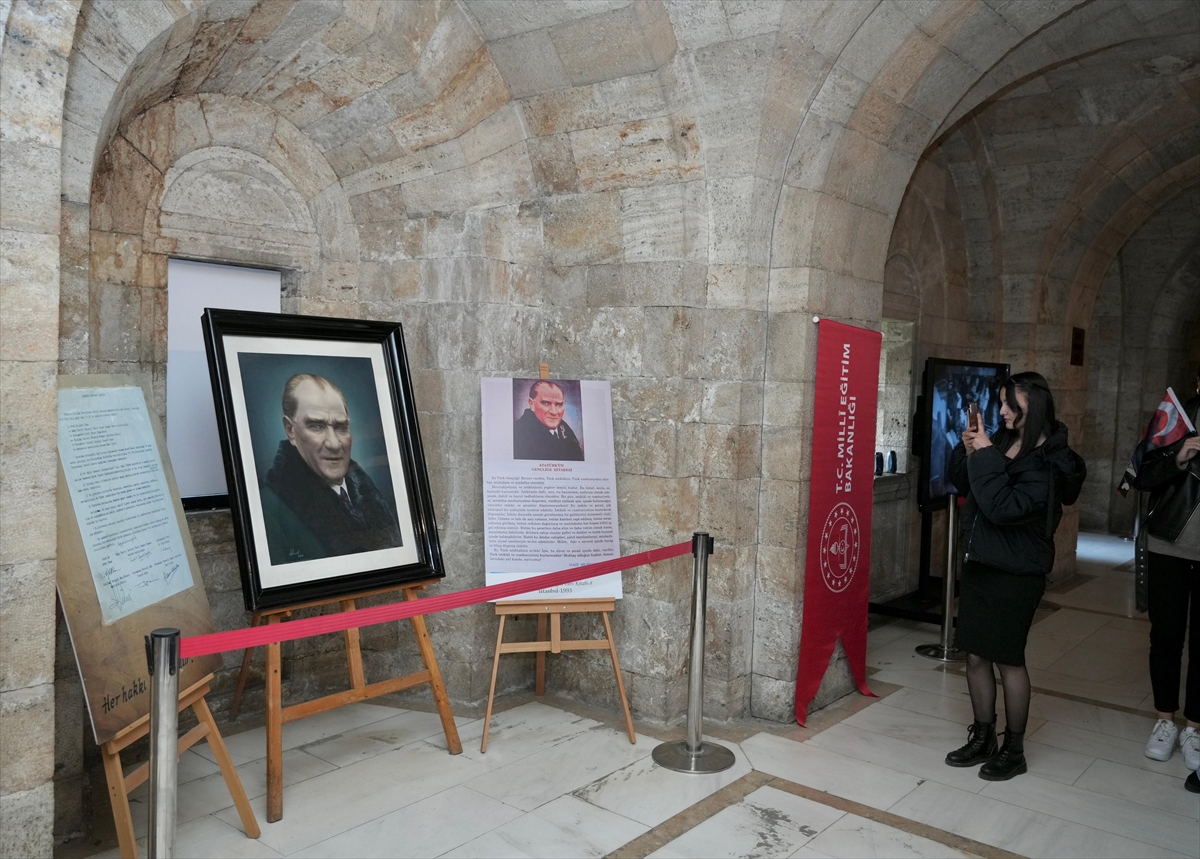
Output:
[202, 310, 443, 610]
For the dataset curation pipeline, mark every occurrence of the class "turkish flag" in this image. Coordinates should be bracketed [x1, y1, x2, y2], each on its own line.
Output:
[795, 319, 881, 724]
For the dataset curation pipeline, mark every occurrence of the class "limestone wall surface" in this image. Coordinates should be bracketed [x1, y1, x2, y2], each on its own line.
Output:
[1, 0, 1198, 848]
[1, 1, 80, 855]
[1079, 189, 1200, 535]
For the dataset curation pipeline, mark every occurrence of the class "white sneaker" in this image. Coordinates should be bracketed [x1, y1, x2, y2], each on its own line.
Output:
[1146, 719, 1178, 761]
[1180, 727, 1200, 770]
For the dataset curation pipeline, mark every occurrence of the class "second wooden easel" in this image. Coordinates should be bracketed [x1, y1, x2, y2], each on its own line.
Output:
[229, 579, 462, 822]
[481, 364, 634, 752]
[101, 674, 259, 859]
[482, 597, 634, 751]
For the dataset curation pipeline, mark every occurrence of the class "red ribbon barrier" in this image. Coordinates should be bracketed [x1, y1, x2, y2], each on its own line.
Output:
[181, 541, 693, 658]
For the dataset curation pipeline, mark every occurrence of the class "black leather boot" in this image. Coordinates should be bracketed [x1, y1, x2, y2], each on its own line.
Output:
[980, 730, 1027, 780]
[945, 720, 997, 767]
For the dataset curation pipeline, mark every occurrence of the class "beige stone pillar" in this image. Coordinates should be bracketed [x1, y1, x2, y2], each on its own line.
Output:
[0, 1, 79, 854]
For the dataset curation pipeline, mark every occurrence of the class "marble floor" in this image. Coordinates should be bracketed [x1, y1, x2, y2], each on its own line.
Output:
[81, 534, 1197, 859]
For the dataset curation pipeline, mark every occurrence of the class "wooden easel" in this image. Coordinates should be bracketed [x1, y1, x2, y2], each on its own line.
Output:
[482, 598, 634, 751]
[229, 579, 462, 822]
[480, 364, 634, 752]
[101, 674, 259, 859]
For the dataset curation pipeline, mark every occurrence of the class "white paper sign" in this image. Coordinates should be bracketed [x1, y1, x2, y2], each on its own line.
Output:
[58, 386, 195, 623]
[481, 377, 621, 600]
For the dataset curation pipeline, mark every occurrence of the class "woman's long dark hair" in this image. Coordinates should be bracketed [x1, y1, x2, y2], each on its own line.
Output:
[994, 371, 1056, 459]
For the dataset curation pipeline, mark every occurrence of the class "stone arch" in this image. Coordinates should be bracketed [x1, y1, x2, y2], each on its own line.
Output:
[756, 0, 1081, 716]
[79, 93, 354, 387]
[154, 146, 319, 261]
[1145, 239, 1200, 397]
[883, 152, 969, 348]
[754, 0, 1199, 716]
[1081, 191, 1200, 535]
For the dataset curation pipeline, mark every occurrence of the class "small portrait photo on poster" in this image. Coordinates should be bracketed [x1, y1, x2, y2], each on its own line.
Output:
[512, 378, 585, 461]
[237, 353, 403, 566]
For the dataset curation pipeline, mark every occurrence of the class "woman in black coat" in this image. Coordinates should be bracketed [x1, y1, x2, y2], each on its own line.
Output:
[943, 372, 1086, 780]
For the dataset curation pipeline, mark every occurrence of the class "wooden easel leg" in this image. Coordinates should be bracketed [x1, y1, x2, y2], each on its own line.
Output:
[340, 599, 366, 689]
[193, 696, 260, 839]
[265, 615, 284, 823]
[602, 612, 636, 744]
[535, 614, 547, 696]
[404, 588, 462, 754]
[230, 612, 263, 719]
[101, 743, 139, 859]
[481, 615, 506, 753]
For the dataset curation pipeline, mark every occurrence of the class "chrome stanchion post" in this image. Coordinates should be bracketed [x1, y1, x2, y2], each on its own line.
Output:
[652, 533, 736, 773]
[147, 628, 180, 858]
[917, 495, 966, 662]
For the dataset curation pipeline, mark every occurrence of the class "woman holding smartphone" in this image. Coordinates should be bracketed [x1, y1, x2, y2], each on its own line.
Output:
[944, 372, 1086, 780]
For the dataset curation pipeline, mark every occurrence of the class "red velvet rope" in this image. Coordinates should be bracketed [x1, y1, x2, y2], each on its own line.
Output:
[180, 541, 693, 658]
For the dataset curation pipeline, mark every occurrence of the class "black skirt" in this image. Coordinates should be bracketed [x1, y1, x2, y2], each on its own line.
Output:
[956, 560, 1045, 666]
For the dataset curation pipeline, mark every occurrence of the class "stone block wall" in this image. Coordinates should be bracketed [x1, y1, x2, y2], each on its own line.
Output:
[2, 0, 1197, 846]
[1, 1, 80, 855]
[1080, 189, 1200, 536]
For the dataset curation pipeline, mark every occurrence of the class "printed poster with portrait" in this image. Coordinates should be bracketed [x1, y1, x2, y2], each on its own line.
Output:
[203, 310, 443, 611]
[480, 377, 621, 600]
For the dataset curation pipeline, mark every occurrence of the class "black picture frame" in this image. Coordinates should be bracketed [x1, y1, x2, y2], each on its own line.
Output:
[917, 357, 1009, 512]
[202, 309, 443, 611]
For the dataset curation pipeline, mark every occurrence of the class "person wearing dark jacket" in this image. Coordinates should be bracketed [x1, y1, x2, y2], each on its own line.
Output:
[1132, 366, 1200, 790]
[944, 372, 1086, 781]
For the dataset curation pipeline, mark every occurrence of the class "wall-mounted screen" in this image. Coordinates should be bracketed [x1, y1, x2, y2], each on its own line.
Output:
[918, 357, 1009, 510]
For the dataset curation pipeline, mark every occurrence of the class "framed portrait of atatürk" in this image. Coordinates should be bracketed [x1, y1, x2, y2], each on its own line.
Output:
[202, 309, 443, 611]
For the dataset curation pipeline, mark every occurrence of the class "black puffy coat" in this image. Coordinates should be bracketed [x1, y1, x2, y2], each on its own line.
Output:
[1133, 396, 1200, 542]
[950, 422, 1087, 576]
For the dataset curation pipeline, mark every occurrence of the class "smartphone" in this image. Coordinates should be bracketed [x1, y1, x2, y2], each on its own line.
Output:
[966, 401, 981, 432]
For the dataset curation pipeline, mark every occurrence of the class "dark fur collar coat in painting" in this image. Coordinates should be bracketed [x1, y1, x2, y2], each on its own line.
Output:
[260, 441, 403, 566]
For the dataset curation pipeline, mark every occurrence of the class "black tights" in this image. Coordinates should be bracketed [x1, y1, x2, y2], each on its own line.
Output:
[965, 652, 1031, 734]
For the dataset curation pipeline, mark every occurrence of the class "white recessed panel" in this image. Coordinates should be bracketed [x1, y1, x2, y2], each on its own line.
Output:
[167, 259, 281, 500]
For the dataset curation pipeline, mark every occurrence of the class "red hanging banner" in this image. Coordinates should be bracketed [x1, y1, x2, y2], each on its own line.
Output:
[795, 318, 881, 724]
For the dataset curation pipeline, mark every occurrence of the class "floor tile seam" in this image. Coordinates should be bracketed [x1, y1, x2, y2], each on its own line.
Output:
[603, 764, 1021, 859]
[299, 783, 520, 858]
[1044, 573, 1099, 595]
[1078, 755, 1200, 796]
[941, 667, 1158, 719]
[481, 726, 654, 773]
[295, 724, 487, 763]
[295, 720, 453, 760]
[892, 780, 1175, 859]
[974, 785, 1200, 854]
[249, 779, 477, 857]
[765, 775, 1024, 859]
[875, 697, 980, 729]
[1029, 737, 1191, 779]
[805, 723, 992, 793]
[1061, 774, 1200, 825]
[979, 770, 1200, 826]
[602, 771, 775, 859]
[1038, 600, 1149, 623]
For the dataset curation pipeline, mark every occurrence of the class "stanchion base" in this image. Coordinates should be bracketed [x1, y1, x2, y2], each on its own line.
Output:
[652, 739, 736, 774]
[916, 643, 967, 662]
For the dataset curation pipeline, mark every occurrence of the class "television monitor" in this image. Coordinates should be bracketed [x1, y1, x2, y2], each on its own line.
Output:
[918, 357, 1009, 510]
